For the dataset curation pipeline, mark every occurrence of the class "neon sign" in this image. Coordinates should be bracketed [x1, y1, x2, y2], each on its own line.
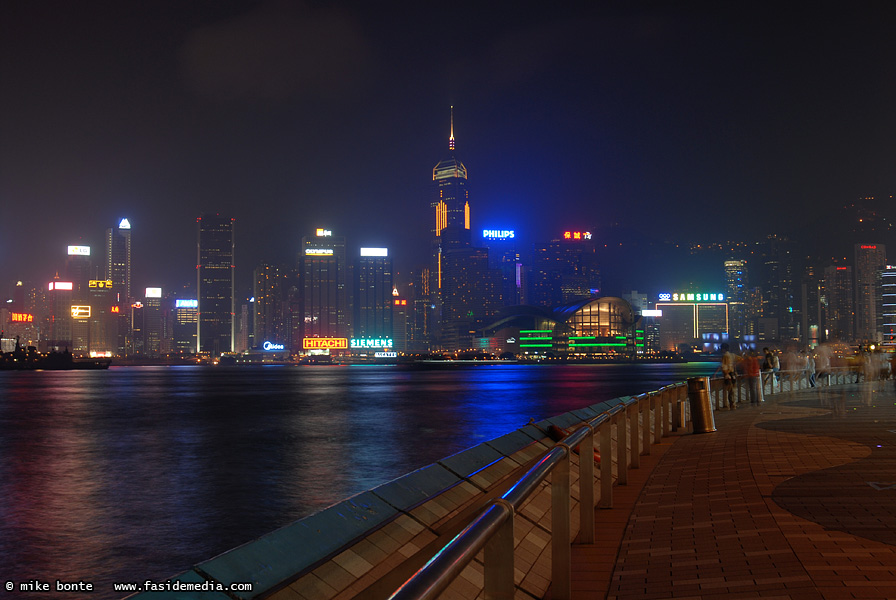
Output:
[394, 299, 407, 306]
[315, 228, 332, 237]
[860, 245, 878, 249]
[10, 313, 33, 323]
[563, 231, 592, 240]
[71, 306, 91, 318]
[67, 245, 91, 256]
[659, 292, 725, 302]
[89, 280, 113, 288]
[483, 229, 515, 240]
[111, 306, 120, 313]
[305, 248, 334, 255]
[350, 338, 393, 349]
[374, 352, 397, 358]
[119, 218, 131, 229]
[176, 299, 198, 308]
[303, 338, 348, 350]
[263, 341, 285, 351]
[360, 248, 388, 257]
[48, 282, 73, 291]
[145, 287, 162, 298]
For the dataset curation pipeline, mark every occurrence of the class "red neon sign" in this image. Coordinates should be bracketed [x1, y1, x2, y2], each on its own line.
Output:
[111, 306, 120, 313]
[563, 231, 592, 240]
[303, 338, 348, 350]
[10, 312, 34, 323]
[860, 245, 878, 249]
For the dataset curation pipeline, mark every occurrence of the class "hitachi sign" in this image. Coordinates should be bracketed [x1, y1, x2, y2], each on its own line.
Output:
[483, 229, 515, 240]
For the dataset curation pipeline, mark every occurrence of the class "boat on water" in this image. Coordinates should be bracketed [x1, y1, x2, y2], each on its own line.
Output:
[0, 340, 111, 371]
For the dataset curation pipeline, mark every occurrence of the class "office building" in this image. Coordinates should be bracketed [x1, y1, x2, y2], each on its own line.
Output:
[882, 266, 896, 348]
[823, 265, 854, 342]
[353, 248, 393, 341]
[724, 260, 748, 340]
[854, 243, 887, 342]
[254, 263, 289, 350]
[530, 231, 600, 308]
[173, 299, 198, 354]
[106, 218, 132, 355]
[300, 228, 347, 341]
[197, 214, 235, 355]
[143, 287, 164, 356]
[45, 280, 74, 351]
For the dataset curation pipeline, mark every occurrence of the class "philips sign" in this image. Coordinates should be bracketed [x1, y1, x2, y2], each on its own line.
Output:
[483, 229, 515, 240]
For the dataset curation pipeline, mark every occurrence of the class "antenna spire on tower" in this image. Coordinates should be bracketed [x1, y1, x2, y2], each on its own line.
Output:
[449, 106, 455, 151]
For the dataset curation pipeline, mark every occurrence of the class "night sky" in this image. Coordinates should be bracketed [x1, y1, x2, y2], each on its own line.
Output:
[2, 2, 894, 298]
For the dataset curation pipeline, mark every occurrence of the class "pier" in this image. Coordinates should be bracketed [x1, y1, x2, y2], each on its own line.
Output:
[125, 371, 896, 599]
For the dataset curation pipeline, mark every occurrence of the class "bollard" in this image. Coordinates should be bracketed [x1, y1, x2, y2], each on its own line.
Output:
[687, 376, 716, 434]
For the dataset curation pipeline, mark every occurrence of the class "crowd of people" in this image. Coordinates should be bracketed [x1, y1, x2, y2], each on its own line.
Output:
[713, 343, 896, 409]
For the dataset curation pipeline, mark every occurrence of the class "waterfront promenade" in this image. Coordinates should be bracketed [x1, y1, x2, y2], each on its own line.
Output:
[573, 379, 896, 600]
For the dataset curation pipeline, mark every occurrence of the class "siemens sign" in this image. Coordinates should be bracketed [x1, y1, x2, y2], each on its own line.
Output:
[483, 229, 515, 240]
[350, 338, 393, 349]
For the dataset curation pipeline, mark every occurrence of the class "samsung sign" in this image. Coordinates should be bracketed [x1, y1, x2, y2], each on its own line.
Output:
[483, 229, 515, 240]
[263, 341, 285, 351]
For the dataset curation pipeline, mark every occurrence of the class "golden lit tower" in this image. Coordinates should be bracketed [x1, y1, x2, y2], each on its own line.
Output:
[431, 106, 470, 242]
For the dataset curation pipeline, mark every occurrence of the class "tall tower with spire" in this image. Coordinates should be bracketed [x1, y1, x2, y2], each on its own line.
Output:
[431, 106, 470, 244]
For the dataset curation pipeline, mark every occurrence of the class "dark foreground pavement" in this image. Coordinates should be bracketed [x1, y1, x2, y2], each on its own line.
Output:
[571, 380, 896, 600]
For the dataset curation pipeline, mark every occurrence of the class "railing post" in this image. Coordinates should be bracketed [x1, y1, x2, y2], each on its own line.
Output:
[630, 402, 641, 468]
[661, 388, 671, 438]
[654, 390, 663, 444]
[617, 409, 628, 485]
[737, 375, 743, 404]
[641, 394, 652, 455]
[599, 419, 613, 508]
[552, 448, 571, 600]
[578, 426, 595, 544]
[483, 503, 515, 600]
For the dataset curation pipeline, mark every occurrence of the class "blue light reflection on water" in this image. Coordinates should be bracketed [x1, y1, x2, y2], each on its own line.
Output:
[0, 362, 714, 599]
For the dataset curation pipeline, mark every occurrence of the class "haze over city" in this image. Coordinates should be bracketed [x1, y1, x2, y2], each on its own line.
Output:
[2, 2, 894, 297]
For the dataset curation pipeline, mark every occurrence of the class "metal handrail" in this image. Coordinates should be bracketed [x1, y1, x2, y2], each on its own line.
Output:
[388, 391, 679, 600]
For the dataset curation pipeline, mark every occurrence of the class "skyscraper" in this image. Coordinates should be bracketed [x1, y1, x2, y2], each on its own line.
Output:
[254, 263, 288, 349]
[106, 219, 132, 302]
[823, 265, 854, 342]
[300, 228, 347, 341]
[882, 265, 896, 348]
[854, 243, 887, 342]
[429, 108, 470, 345]
[530, 232, 601, 308]
[352, 248, 393, 340]
[197, 214, 235, 355]
[724, 260, 748, 340]
[106, 218, 132, 355]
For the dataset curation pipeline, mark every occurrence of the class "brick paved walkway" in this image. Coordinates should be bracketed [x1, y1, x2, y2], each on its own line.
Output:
[571, 380, 896, 600]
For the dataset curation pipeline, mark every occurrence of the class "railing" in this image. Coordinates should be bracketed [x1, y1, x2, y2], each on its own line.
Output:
[709, 366, 855, 409]
[388, 384, 688, 600]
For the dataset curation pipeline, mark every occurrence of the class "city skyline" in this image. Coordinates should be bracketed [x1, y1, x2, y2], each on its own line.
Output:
[2, 3, 895, 297]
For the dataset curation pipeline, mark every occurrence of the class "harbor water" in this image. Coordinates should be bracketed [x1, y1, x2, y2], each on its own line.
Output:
[0, 362, 715, 598]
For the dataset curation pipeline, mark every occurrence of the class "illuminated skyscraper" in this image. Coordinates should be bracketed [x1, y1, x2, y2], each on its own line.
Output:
[353, 248, 393, 340]
[300, 228, 347, 341]
[530, 232, 601, 308]
[106, 218, 132, 355]
[431, 106, 470, 245]
[823, 265, 854, 342]
[882, 266, 896, 348]
[254, 263, 288, 349]
[854, 243, 887, 341]
[106, 219, 132, 302]
[724, 260, 748, 340]
[197, 214, 235, 355]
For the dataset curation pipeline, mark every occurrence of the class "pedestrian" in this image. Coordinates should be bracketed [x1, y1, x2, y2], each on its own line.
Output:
[713, 343, 737, 409]
[744, 349, 762, 404]
[807, 350, 816, 387]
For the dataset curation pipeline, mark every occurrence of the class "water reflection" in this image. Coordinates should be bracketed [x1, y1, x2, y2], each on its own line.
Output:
[0, 362, 714, 599]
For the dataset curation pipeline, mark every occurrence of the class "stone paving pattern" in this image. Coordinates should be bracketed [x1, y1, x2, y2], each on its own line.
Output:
[578, 380, 896, 600]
